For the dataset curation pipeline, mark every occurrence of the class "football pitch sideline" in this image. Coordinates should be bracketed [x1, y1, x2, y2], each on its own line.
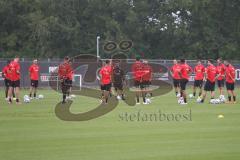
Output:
[0, 89, 240, 160]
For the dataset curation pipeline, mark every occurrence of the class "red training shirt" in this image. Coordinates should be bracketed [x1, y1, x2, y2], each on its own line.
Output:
[205, 64, 218, 83]
[217, 63, 226, 80]
[2, 65, 11, 80]
[180, 63, 192, 80]
[132, 61, 144, 82]
[142, 64, 153, 81]
[170, 64, 181, 80]
[99, 65, 112, 85]
[58, 62, 72, 80]
[29, 64, 40, 80]
[8, 61, 21, 81]
[67, 70, 74, 80]
[225, 65, 235, 84]
[194, 64, 205, 80]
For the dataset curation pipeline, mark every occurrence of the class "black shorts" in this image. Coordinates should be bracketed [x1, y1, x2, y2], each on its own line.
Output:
[173, 79, 180, 88]
[61, 79, 72, 92]
[31, 80, 39, 88]
[101, 83, 112, 91]
[217, 80, 225, 88]
[61, 79, 72, 87]
[4, 79, 11, 87]
[204, 80, 215, 91]
[194, 80, 203, 88]
[226, 82, 235, 91]
[134, 80, 144, 89]
[180, 79, 188, 91]
[10, 80, 20, 88]
[143, 81, 151, 87]
[114, 82, 123, 90]
[69, 80, 73, 87]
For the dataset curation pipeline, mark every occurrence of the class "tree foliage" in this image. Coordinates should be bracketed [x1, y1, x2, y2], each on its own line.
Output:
[0, 0, 239, 59]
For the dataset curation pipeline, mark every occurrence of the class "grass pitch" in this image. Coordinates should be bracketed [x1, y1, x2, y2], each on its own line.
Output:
[0, 88, 240, 160]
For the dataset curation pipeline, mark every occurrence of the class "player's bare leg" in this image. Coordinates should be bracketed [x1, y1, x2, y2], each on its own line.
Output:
[67, 87, 72, 97]
[100, 90, 104, 103]
[227, 90, 232, 103]
[8, 86, 13, 104]
[181, 90, 187, 104]
[193, 86, 196, 97]
[174, 86, 179, 96]
[227, 90, 236, 104]
[142, 88, 147, 104]
[119, 89, 125, 100]
[61, 83, 68, 104]
[15, 87, 21, 104]
[199, 87, 203, 97]
[219, 87, 224, 96]
[29, 86, 33, 98]
[5, 86, 9, 100]
[5, 87, 8, 99]
[33, 87, 37, 98]
[210, 91, 215, 99]
[136, 90, 140, 104]
[66, 86, 70, 99]
[200, 91, 207, 103]
[12, 88, 16, 99]
[232, 91, 236, 104]
[104, 90, 110, 104]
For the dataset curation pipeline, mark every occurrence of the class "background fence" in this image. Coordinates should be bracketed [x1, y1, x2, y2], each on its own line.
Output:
[0, 59, 240, 89]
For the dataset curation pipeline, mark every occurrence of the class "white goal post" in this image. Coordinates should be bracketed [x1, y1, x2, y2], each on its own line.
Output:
[40, 74, 82, 91]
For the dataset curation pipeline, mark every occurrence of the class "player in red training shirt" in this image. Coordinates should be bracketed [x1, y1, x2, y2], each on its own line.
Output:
[216, 58, 226, 95]
[29, 59, 40, 99]
[58, 56, 73, 104]
[192, 60, 205, 98]
[66, 60, 74, 99]
[170, 59, 181, 97]
[142, 60, 153, 102]
[8, 57, 21, 104]
[200, 59, 219, 103]
[2, 60, 12, 99]
[131, 57, 145, 104]
[179, 59, 192, 104]
[99, 60, 112, 104]
[224, 60, 236, 104]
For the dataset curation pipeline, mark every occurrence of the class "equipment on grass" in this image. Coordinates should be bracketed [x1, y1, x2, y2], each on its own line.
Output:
[196, 97, 202, 103]
[38, 94, 44, 99]
[70, 94, 76, 98]
[210, 99, 221, 104]
[24, 95, 31, 103]
[146, 98, 151, 104]
[218, 114, 224, 118]
[178, 97, 184, 104]
[117, 95, 122, 100]
[219, 95, 226, 103]
[189, 94, 194, 99]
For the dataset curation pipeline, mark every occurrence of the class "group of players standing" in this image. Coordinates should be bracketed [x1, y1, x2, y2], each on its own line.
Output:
[2, 57, 40, 104]
[1, 57, 237, 105]
[57, 57, 153, 105]
[98, 57, 153, 105]
[170, 58, 237, 104]
[2, 56, 73, 104]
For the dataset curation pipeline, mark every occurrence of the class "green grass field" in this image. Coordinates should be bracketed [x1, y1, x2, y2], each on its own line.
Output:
[0, 88, 240, 160]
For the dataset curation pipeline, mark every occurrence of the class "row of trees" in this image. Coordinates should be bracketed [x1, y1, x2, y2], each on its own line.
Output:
[0, 0, 239, 59]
